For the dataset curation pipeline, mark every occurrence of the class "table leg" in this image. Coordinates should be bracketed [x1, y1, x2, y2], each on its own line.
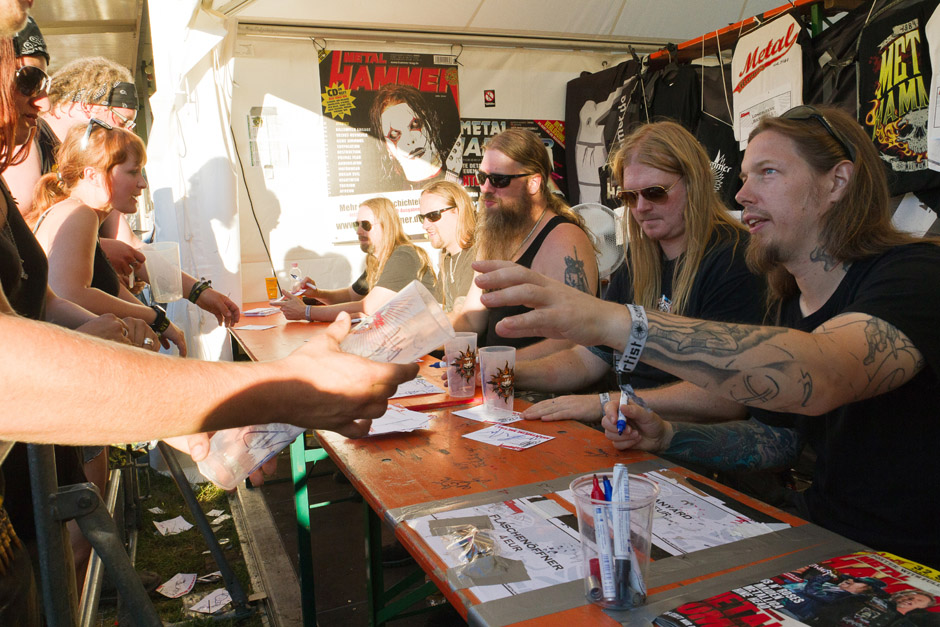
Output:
[290, 434, 317, 627]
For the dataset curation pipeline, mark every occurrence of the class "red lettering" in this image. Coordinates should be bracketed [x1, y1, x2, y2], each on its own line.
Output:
[373, 66, 399, 89]
[397, 67, 422, 89]
[349, 65, 374, 91]
[420, 68, 441, 92]
[329, 54, 352, 87]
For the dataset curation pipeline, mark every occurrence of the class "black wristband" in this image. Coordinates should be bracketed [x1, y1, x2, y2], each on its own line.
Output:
[149, 304, 170, 334]
[188, 278, 212, 303]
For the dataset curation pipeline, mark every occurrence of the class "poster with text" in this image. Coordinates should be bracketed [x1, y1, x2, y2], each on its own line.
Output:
[460, 118, 566, 199]
[319, 50, 462, 242]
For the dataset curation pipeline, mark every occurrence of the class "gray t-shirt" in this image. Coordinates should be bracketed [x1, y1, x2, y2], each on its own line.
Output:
[351, 245, 440, 301]
[439, 245, 476, 312]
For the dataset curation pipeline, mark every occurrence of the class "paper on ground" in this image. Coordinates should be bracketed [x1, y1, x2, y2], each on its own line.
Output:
[147, 506, 165, 515]
[153, 515, 193, 536]
[462, 424, 553, 450]
[391, 376, 446, 398]
[211, 514, 232, 525]
[190, 588, 232, 614]
[206, 509, 224, 517]
[157, 573, 196, 598]
[454, 404, 522, 424]
[367, 405, 432, 436]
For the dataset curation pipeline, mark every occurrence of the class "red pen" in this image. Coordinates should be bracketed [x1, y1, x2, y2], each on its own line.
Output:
[592, 474, 604, 501]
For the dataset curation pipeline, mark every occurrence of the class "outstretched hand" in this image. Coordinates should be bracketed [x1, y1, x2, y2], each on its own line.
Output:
[473, 260, 628, 349]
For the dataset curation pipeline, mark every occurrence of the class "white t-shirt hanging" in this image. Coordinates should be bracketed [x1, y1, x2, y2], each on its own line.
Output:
[732, 14, 804, 149]
[926, 4, 940, 171]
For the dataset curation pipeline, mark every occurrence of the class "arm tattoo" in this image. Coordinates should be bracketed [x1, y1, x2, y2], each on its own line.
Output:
[563, 248, 590, 293]
[666, 417, 803, 471]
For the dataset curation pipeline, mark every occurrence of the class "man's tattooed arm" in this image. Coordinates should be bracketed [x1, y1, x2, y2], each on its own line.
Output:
[563, 248, 590, 293]
[665, 418, 803, 471]
[634, 311, 925, 415]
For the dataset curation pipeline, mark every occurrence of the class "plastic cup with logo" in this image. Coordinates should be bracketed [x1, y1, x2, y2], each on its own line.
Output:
[444, 332, 477, 398]
[142, 242, 183, 302]
[339, 280, 455, 364]
[479, 346, 515, 415]
[264, 277, 279, 300]
[570, 471, 659, 610]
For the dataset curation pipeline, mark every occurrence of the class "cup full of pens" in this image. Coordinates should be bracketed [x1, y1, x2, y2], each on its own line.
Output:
[570, 465, 659, 610]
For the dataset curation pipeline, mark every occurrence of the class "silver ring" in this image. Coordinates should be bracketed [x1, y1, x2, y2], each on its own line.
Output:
[122, 327, 128, 337]
[143, 337, 155, 347]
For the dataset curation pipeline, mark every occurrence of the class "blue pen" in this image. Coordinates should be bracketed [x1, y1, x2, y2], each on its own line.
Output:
[602, 476, 613, 502]
[429, 360, 447, 368]
[617, 383, 649, 435]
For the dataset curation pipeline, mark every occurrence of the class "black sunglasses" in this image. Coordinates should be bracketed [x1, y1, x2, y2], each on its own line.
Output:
[354, 220, 373, 232]
[780, 105, 856, 162]
[79, 117, 114, 151]
[617, 178, 681, 208]
[15, 65, 50, 98]
[419, 206, 455, 223]
[477, 171, 530, 188]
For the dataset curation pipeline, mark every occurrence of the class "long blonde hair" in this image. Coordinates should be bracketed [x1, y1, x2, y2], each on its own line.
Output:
[609, 121, 745, 314]
[420, 180, 477, 250]
[361, 197, 435, 289]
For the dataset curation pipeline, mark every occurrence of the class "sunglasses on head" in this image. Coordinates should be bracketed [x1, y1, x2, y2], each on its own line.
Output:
[477, 171, 529, 188]
[780, 105, 856, 162]
[79, 117, 114, 151]
[354, 220, 373, 232]
[617, 178, 681, 208]
[419, 206, 455, 223]
[15, 65, 50, 98]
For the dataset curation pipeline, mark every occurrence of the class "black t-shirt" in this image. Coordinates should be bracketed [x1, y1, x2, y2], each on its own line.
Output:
[649, 64, 700, 131]
[0, 180, 46, 319]
[588, 227, 765, 389]
[751, 243, 940, 568]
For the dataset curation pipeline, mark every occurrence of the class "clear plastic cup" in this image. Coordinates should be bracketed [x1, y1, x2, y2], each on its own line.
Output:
[479, 346, 515, 415]
[142, 242, 183, 302]
[570, 472, 659, 610]
[196, 424, 303, 490]
[340, 280, 455, 364]
[444, 332, 477, 398]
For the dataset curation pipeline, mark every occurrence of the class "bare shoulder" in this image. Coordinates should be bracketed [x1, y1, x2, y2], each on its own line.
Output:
[532, 221, 598, 293]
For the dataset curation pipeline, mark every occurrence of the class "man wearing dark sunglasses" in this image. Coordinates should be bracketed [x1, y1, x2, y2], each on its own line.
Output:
[475, 107, 940, 569]
[452, 128, 598, 350]
[419, 181, 477, 312]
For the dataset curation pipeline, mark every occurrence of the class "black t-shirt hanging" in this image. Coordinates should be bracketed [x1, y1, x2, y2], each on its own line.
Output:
[649, 64, 700, 130]
[564, 60, 640, 206]
[857, 0, 940, 196]
[695, 114, 742, 209]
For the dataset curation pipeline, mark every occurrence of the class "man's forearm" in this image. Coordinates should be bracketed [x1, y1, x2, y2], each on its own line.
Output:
[641, 381, 747, 423]
[664, 418, 802, 472]
[516, 339, 573, 361]
[516, 346, 607, 392]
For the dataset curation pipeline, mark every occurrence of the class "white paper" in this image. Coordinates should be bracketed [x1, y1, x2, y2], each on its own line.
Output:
[206, 509, 224, 517]
[211, 514, 232, 525]
[153, 515, 193, 536]
[156, 573, 196, 598]
[391, 376, 446, 399]
[368, 405, 432, 436]
[190, 588, 232, 614]
[197, 571, 222, 584]
[454, 404, 523, 425]
[236, 324, 276, 331]
[407, 495, 583, 603]
[462, 424, 553, 450]
[242, 307, 279, 317]
[147, 506, 165, 515]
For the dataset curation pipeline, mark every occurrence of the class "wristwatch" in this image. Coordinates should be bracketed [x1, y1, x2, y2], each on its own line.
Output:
[149, 304, 170, 334]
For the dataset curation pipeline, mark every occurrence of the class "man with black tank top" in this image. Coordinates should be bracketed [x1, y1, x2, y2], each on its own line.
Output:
[452, 128, 598, 351]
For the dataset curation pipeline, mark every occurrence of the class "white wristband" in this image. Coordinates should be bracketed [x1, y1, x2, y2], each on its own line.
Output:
[617, 304, 648, 374]
[598, 392, 610, 417]
[305, 304, 312, 321]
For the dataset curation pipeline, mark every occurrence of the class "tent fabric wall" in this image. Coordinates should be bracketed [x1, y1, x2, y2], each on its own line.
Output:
[232, 34, 628, 302]
[148, 2, 242, 361]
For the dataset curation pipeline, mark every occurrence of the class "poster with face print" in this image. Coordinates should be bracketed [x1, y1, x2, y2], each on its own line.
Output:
[318, 49, 462, 241]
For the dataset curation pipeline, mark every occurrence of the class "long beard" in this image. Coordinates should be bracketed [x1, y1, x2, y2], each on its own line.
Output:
[744, 234, 784, 276]
[477, 193, 537, 260]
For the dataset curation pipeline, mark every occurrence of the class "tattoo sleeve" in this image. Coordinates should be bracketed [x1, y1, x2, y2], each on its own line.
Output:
[563, 248, 590, 293]
[666, 417, 803, 471]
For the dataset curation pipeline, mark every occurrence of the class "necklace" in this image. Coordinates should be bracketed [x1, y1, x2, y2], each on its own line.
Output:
[447, 248, 463, 279]
[509, 209, 547, 261]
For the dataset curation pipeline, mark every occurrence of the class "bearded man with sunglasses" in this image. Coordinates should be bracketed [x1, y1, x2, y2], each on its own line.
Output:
[515, 121, 764, 426]
[453, 128, 598, 349]
[474, 106, 940, 569]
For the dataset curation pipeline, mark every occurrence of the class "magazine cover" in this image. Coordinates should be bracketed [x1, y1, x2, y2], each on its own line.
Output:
[655, 552, 940, 627]
[459, 118, 566, 198]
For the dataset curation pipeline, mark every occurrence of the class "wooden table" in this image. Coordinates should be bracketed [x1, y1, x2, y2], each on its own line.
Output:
[231, 307, 866, 627]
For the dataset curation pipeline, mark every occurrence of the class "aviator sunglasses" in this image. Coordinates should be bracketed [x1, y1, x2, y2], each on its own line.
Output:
[15, 65, 50, 98]
[477, 171, 530, 188]
[617, 178, 681, 208]
[354, 220, 373, 232]
[419, 206, 455, 223]
[79, 117, 114, 150]
[780, 105, 857, 162]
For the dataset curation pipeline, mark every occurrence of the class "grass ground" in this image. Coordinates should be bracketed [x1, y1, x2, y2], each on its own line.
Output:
[97, 463, 265, 626]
